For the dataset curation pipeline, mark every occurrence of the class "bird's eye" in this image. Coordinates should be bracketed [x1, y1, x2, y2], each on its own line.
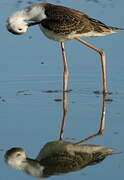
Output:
[16, 153, 21, 157]
[18, 28, 22, 31]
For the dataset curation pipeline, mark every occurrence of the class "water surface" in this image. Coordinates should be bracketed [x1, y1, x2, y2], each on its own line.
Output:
[0, 0, 124, 179]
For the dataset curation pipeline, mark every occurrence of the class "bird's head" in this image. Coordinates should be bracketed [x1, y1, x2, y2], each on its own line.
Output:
[6, 17, 41, 35]
[6, 17, 29, 35]
[6, 4, 46, 35]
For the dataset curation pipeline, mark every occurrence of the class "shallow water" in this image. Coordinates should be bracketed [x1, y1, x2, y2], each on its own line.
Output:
[1, 0, 124, 179]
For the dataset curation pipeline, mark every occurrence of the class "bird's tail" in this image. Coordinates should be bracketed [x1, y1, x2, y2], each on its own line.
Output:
[110, 26, 124, 31]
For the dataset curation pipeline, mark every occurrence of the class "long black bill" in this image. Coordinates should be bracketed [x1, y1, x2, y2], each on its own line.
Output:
[28, 21, 41, 27]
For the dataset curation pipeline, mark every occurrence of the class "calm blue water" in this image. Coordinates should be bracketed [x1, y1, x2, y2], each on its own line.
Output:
[1, 0, 124, 179]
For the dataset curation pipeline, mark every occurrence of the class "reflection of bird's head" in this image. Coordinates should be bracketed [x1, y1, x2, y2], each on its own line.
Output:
[4, 147, 44, 178]
[4, 147, 27, 170]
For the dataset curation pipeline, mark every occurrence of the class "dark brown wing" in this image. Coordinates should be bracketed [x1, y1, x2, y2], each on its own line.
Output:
[40, 151, 92, 177]
[87, 17, 115, 33]
[41, 4, 121, 35]
[41, 4, 93, 35]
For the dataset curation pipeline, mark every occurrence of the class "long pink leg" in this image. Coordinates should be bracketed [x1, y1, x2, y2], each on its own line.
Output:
[59, 91, 68, 140]
[60, 42, 69, 92]
[75, 37, 108, 94]
[74, 95, 106, 145]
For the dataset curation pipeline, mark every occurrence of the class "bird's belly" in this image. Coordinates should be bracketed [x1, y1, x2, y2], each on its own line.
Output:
[39, 25, 95, 42]
[39, 25, 72, 42]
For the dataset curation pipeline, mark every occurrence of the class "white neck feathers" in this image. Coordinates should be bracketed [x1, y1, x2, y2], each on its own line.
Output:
[9, 5, 47, 23]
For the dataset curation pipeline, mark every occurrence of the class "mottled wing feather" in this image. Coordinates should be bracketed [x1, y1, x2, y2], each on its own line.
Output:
[41, 4, 93, 35]
[88, 17, 114, 33]
[40, 151, 92, 177]
[41, 17, 85, 34]
[40, 3, 117, 36]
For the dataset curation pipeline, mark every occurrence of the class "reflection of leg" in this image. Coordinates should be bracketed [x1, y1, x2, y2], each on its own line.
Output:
[59, 91, 68, 140]
[60, 42, 69, 92]
[75, 37, 108, 94]
[74, 95, 106, 145]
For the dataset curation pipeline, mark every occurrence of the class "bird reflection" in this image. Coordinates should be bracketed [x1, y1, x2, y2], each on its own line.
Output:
[4, 93, 113, 178]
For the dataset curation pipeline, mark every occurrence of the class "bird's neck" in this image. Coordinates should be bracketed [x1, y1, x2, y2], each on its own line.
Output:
[18, 158, 44, 178]
[11, 6, 47, 22]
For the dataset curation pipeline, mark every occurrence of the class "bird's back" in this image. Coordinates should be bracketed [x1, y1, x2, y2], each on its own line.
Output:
[36, 141, 113, 177]
[40, 3, 118, 38]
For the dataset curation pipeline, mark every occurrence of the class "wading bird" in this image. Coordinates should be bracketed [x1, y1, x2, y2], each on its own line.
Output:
[6, 3, 124, 93]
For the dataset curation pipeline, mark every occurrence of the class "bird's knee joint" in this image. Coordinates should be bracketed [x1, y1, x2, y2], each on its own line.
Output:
[99, 49, 105, 56]
[98, 129, 104, 136]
